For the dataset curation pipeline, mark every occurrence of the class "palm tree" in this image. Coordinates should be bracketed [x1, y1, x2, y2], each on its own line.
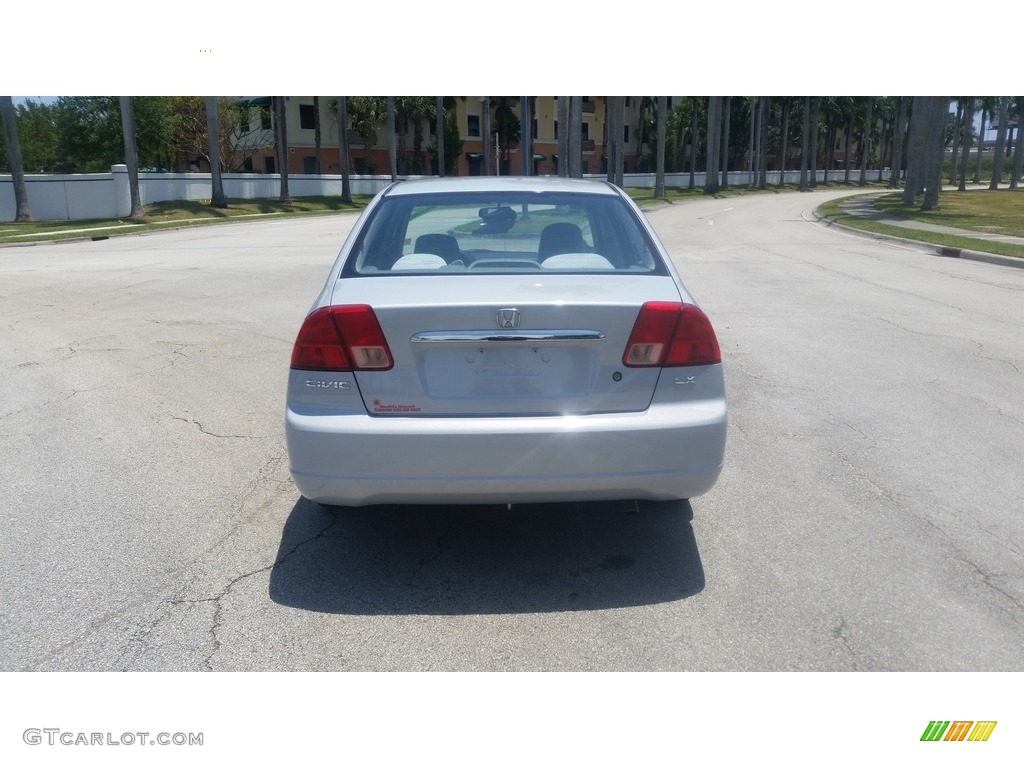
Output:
[205, 97, 227, 208]
[386, 96, 397, 182]
[703, 96, 721, 195]
[890, 97, 908, 189]
[435, 97, 445, 177]
[990, 97, 1009, 189]
[902, 98, 925, 204]
[858, 97, 873, 186]
[922, 97, 948, 210]
[568, 96, 583, 178]
[482, 97, 491, 176]
[777, 97, 791, 188]
[949, 98, 964, 186]
[274, 96, 290, 203]
[0, 96, 32, 221]
[809, 97, 820, 187]
[655, 96, 666, 198]
[557, 96, 568, 177]
[336, 97, 352, 202]
[958, 97, 975, 192]
[758, 96, 771, 189]
[974, 98, 995, 184]
[313, 96, 322, 174]
[1011, 97, 1024, 190]
[119, 96, 143, 217]
[348, 96, 384, 176]
[721, 96, 732, 189]
[689, 98, 699, 189]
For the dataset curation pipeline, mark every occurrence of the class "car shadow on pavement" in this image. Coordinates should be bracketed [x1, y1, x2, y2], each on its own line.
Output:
[268, 497, 704, 615]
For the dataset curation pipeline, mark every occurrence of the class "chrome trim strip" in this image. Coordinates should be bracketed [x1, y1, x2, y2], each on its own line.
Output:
[411, 330, 606, 343]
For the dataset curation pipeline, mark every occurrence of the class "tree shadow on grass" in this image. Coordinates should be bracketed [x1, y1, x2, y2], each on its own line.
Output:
[268, 498, 704, 615]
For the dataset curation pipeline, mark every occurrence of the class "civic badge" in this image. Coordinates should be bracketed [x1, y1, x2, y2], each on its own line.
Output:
[496, 308, 521, 329]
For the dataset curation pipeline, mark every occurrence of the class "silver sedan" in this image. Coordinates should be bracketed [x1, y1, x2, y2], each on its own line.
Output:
[285, 176, 727, 506]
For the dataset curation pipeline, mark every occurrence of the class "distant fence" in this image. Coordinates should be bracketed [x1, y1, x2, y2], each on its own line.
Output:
[1, 165, 894, 222]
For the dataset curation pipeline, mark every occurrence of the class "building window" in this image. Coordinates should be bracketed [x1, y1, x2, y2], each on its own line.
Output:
[532, 119, 538, 140]
[581, 122, 590, 140]
[468, 115, 480, 137]
[623, 125, 629, 144]
[264, 155, 275, 174]
[260, 107, 272, 131]
[299, 104, 316, 130]
[554, 120, 558, 140]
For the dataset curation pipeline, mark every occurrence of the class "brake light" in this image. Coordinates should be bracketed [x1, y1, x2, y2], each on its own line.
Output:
[623, 302, 721, 367]
[291, 305, 394, 371]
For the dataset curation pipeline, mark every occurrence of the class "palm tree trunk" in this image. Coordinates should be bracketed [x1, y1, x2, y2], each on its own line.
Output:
[809, 98, 820, 187]
[749, 97, 759, 189]
[568, 96, 583, 178]
[1011, 97, 1024, 190]
[720, 96, 731, 189]
[778, 98, 790, 188]
[758, 97, 770, 189]
[557, 96, 568, 177]
[799, 97, 810, 191]
[0, 95, 32, 221]
[655, 96, 666, 198]
[387, 96, 397, 182]
[433, 97, 445, 177]
[313, 96, 322, 174]
[613, 97, 625, 187]
[922, 97, 948, 210]
[949, 99, 963, 185]
[902, 98, 925, 204]
[703, 96, 721, 195]
[989, 98, 1009, 188]
[891, 97, 908, 189]
[974, 106, 987, 184]
[482, 97, 492, 176]
[274, 97, 291, 203]
[205, 97, 227, 208]
[338, 97, 352, 201]
[844, 117, 853, 184]
[119, 96, 144, 217]
[958, 97, 975, 191]
[688, 99, 697, 189]
[858, 98, 872, 186]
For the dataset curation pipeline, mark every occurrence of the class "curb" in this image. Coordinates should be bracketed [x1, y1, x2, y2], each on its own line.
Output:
[813, 212, 1024, 271]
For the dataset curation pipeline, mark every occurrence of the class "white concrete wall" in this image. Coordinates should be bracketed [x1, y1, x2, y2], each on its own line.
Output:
[0, 167, 413, 222]
[2, 167, 893, 223]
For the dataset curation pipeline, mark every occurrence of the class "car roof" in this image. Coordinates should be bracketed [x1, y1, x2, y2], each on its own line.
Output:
[382, 176, 622, 197]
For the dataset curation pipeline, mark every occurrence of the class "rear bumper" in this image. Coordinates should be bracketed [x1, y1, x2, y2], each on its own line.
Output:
[285, 399, 726, 506]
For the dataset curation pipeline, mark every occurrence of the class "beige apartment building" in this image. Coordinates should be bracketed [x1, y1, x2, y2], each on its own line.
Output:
[234, 97, 671, 177]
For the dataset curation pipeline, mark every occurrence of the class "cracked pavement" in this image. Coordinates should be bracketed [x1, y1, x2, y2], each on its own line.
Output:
[2, 194, 1023, 672]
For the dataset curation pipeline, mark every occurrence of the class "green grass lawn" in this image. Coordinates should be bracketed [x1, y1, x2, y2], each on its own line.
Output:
[817, 189, 1024, 259]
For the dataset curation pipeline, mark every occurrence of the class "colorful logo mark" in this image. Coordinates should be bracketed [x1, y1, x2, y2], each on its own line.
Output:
[921, 721, 997, 742]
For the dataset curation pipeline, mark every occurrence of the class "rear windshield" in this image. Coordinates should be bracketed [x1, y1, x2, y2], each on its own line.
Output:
[342, 191, 666, 275]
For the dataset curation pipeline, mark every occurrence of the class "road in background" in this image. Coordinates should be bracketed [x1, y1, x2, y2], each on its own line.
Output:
[2, 191, 1022, 671]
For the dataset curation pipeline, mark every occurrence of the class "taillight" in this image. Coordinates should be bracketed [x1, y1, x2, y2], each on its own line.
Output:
[290, 305, 394, 371]
[623, 302, 721, 367]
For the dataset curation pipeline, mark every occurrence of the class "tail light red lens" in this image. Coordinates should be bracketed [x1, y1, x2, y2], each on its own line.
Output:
[623, 302, 721, 367]
[291, 305, 394, 371]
